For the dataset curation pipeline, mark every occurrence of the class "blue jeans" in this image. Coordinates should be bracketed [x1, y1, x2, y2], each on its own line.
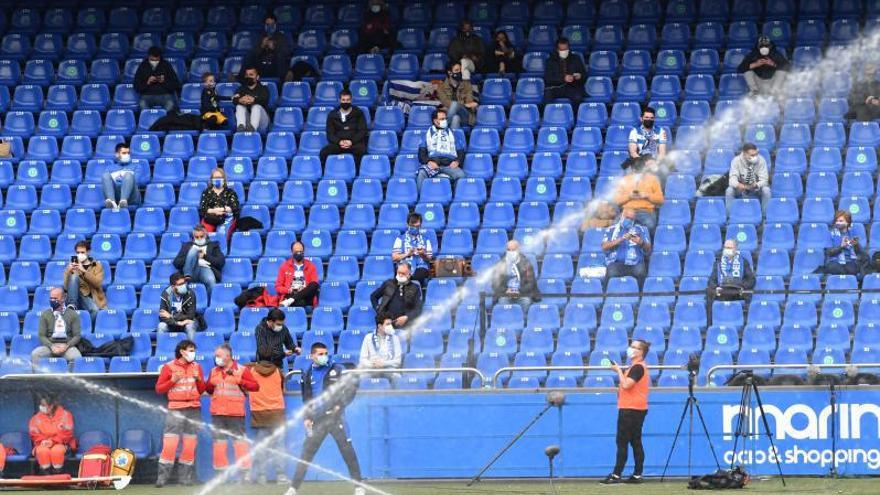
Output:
[101, 171, 140, 205]
[182, 247, 217, 293]
[416, 162, 466, 189]
[606, 261, 648, 286]
[725, 185, 771, 213]
[139, 93, 178, 112]
[252, 426, 287, 481]
[66, 274, 100, 322]
[633, 210, 657, 233]
[157, 321, 199, 341]
[447, 101, 470, 129]
[498, 296, 532, 313]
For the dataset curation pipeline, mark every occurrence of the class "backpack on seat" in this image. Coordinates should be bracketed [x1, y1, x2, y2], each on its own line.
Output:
[109, 448, 136, 477]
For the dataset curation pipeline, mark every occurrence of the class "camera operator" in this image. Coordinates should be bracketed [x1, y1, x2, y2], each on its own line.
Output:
[602, 339, 651, 485]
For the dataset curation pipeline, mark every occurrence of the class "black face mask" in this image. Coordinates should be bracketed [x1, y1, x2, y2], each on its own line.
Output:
[642, 119, 655, 129]
[293, 252, 304, 262]
[340, 102, 352, 110]
[244, 77, 256, 86]
[451, 72, 463, 81]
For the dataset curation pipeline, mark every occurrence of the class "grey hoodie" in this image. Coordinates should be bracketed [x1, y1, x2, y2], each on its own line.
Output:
[728, 153, 769, 189]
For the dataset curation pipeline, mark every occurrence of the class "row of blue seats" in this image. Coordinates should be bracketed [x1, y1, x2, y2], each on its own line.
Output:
[0, 427, 151, 460]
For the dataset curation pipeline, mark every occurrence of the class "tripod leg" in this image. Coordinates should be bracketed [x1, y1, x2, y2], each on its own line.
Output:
[467, 404, 553, 486]
[660, 397, 692, 482]
[730, 380, 752, 470]
[750, 382, 786, 486]
[692, 399, 722, 470]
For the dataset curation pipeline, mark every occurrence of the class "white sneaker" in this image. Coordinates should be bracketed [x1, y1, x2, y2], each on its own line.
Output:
[104, 199, 117, 209]
[283, 488, 297, 495]
[354, 487, 366, 495]
[276, 474, 290, 485]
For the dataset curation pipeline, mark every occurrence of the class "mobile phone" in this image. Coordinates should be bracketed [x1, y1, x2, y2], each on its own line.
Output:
[70, 256, 78, 263]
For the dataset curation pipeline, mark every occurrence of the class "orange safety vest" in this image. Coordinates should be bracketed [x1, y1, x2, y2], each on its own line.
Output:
[617, 362, 649, 411]
[209, 364, 247, 417]
[28, 406, 77, 452]
[166, 359, 202, 410]
[248, 368, 285, 413]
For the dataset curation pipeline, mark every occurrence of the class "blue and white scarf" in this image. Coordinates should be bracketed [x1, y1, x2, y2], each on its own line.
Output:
[604, 220, 645, 266]
[398, 231, 430, 270]
[719, 253, 743, 280]
[506, 261, 521, 293]
[830, 228, 857, 264]
[424, 126, 458, 160]
[371, 332, 396, 361]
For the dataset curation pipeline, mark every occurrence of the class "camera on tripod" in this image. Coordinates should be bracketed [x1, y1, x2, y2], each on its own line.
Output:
[687, 353, 700, 375]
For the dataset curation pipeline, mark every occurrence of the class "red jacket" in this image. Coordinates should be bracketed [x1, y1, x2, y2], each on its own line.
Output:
[275, 258, 319, 305]
[155, 358, 207, 409]
[205, 361, 259, 417]
[29, 406, 76, 452]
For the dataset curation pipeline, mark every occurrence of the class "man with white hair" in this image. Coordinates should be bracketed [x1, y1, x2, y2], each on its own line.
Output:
[491, 240, 540, 312]
[708, 239, 755, 303]
[32, 287, 82, 369]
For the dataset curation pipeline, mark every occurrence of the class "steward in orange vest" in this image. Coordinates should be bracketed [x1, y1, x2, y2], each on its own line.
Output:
[603, 339, 651, 485]
[246, 352, 287, 483]
[154, 339, 206, 488]
[205, 343, 259, 478]
[28, 394, 76, 474]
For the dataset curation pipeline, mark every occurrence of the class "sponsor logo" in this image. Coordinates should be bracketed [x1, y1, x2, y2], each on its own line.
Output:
[722, 403, 880, 441]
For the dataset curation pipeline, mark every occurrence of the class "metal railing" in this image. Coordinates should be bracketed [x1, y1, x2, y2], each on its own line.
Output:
[491, 364, 685, 388]
[284, 367, 487, 390]
[0, 372, 159, 380]
[705, 362, 880, 384]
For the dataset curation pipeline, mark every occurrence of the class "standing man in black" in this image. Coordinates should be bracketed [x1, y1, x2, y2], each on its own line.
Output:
[370, 263, 423, 330]
[320, 89, 368, 167]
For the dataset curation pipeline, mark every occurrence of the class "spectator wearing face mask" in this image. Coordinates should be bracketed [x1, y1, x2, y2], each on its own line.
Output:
[64, 240, 106, 321]
[29, 394, 76, 475]
[255, 309, 300, 370]
[32, 287, 82, 369]
[320, 89, 368, 166]
[199, 168, 240, 238]
[370, 263, 423, 329]
[543, 38, 586, 106]
[134, 46, 181, 112]
[173, 225, 225, 294]
[602, 209, 652, 286]
[448, 19, 486, 79]
[417, 109, 466, 189]
[357, 0, 394, 54]
[708, 239, 755, 305]
[158, 273, 202, 341]
[233, 66, 270, 133]
[486, 30, 521, 75]
[737, 36, 789, 98]
[614, 156, 664, 232]
[492, 240, 540, 312]
[262, 14, 290, 59]
[101, 142, 140, 210]
[240, 35, 288, 82]
[154, 339, 206, 487]
[628, 107, 667, 162]
[359, 314, 403, 370]
[392, 213, 433, 283]
[438, 62, 478, 129]
[275, 242, 320, 308]
[824, 210, 867, 276]
[725, 143, 771, 214]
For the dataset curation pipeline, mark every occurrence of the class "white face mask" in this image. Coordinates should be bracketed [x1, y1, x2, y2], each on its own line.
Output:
[119, 153, 131, 164]
[759, 47, 770, 56]
[505, 251, 518, 263]
[437, 119, 448, 129]
[370, 4, 381, 13]
[383, 324, 395, 336]
[722, 248, 735, 258]
[558, 49, 570, 59]
[273, 324, 284, 333]
[746, 155, 758, 164]
[193, 237, 207, 247]
[183, 351, 196, 363]
[396, 275, 409, 285]
[76, 252, 88, 263]
[215, 356, 226, 367]
[39, 405, 50, 414]
[626, 347, 637, 359]
[149, 60, 160, 68]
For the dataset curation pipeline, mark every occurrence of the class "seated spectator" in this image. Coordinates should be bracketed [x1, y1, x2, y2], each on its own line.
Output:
[134, 46, 181, 112]
[392, 213, 433, 283]
[199, 168, 240, 238]
[275, 242, 320, 308]
[263, 14, 290, 60]
[29, 394, 76, 475]
[358, 313, 403, 370]
[601, 209, 652, 285]
[255, 309, 299, 370]
[356, 0, 395, 54]
[614, 156, 664, 232]
[158, 273, 202, 340]
[581, 200, 619, 231]
[486, 30, 521, 75]
[240, 36, 288, 82]
[101, 142, 140, 209]
[31, 288, 82, 368]
[824, 210, 867, 276]
[492, 240, 540, 312]
[370, 263, 423, 329]
[64, 240, 106, 321]
[725, 143, 771, 214]
[448, 19, 486, 79]
[543, 37, 586, 106]
[233, 67, 270, 133]
[438, 62, 478, 129]
[200, 72, 227, 129]
[417, 109, 466, 189]
[708, 239, 755, 302]
[628, 107, 667, 161]
[320, 89, 368, 166]
[848, 64, 880, 122]
[737, 36, 789, 98]
[173, 225, 225, 294]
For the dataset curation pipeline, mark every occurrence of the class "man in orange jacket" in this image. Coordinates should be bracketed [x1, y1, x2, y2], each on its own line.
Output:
[155, 339, 206, 487]
[205, 343, 259, 480]
[28, 394, 76, 475]
[247, 346, 287, 484]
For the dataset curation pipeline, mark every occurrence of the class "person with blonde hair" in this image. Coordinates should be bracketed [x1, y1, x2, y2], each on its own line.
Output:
[199, 168, 240, 240]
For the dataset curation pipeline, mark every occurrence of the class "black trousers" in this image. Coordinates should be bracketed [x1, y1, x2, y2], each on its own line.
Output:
[291, 415, 362, 489]
[613, 408, 647, 477]
[287, 281, 320, 307]
[411, 267, 430, 282]
[320, 142, 366, 167]
[543, 85, 584, 106]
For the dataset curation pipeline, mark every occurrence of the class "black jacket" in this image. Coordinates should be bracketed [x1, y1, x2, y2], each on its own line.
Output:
[492, 256, 541, 301]
[370, 279, 422, 321]
[544, 52, 587, 89]
[737, 44, 790, 79]
[159, 286, 205, 329]
[172, 240, 226, 282]
[300, 361, 358, 421]
[326, 106, 368, 147]
[134, 59, 181, 95]
[232, 82, 270, 108]
[200, 87, 221, 114]
[240, 48, 288, 81]
[254, 318, 297, 369]
[708, 255, 756, 290]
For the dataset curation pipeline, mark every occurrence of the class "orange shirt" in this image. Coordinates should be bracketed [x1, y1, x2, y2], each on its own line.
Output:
[614, 173, 664, 212]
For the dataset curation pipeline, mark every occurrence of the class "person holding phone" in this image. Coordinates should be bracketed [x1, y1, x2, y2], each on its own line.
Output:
[614, 155, 664, 232]
[601, 209, 652, 287]
[63, 240, 106, 321]
[602, 339, 651, 484]
[824, 210, 866, 276]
